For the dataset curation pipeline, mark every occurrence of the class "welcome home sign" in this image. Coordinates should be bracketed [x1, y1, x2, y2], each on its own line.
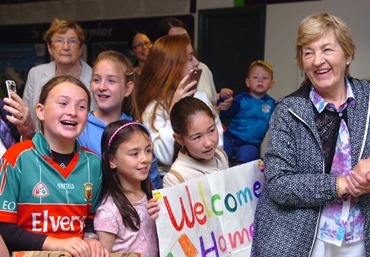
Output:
[153, 160, 264, 257]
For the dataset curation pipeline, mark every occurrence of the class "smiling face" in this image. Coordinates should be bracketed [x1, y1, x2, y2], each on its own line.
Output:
[47, 28, 82, 66]
[302, 29, 352, 98]
[36, 82, 89, 151]
[130, 33, 152, 64]
[174, 112, 218, 162]
[246, 65, 274, 98]
[91, 59, 134, 116]
[109, 131, 153, 189]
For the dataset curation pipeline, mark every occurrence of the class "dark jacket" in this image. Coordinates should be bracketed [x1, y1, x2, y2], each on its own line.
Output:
[251, 77, 370, 257]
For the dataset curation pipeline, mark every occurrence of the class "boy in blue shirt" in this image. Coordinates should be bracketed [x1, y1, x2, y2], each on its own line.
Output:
[218, 60, 275, 164]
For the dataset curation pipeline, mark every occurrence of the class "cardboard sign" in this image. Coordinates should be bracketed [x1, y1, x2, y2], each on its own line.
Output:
[12, 252, 140, 257]
[153, 160, 264, 257]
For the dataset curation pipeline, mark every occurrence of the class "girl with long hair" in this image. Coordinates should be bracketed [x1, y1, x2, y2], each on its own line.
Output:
[94, 120, 158, 256]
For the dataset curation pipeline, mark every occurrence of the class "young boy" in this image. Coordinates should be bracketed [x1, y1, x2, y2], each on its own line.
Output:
[217, 60, 275, 164]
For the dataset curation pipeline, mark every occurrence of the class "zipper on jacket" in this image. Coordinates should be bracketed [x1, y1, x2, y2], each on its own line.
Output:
[288, 108, 324, 257]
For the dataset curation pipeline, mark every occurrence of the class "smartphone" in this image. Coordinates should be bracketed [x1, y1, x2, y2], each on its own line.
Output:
[5, 80, 17, 99]
[187, 69, 202, 91]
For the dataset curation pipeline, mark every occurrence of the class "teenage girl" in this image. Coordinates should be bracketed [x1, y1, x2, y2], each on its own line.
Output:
[163, 97, 229, 187]
[137, 34, 224, 177]
[78, 50, 161, 188]
[94, 120, 159, 257]
[0, 76, 108, 257]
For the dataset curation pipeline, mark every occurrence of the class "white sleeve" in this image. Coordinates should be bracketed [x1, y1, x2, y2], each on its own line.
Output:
[198, 62, 217, 104]
[194, 91, 224, 148]
[142, 103, 175, 168]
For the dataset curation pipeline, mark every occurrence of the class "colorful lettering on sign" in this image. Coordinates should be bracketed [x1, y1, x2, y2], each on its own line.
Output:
[163, 180, 262, 231]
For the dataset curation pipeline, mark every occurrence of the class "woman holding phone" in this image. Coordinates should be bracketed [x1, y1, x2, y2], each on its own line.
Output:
[137, 34, 224, 176]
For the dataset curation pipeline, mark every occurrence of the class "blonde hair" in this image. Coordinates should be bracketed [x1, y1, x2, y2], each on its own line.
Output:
[248, 60, 273, 79]
[296, 12, 355, 76]
[93, 50, 139, 121]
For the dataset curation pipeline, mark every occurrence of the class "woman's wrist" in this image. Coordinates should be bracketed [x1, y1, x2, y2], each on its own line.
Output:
[336, 176, 348, 198]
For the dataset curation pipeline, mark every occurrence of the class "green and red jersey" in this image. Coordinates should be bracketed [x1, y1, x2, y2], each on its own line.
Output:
[0, 132, 102, 239]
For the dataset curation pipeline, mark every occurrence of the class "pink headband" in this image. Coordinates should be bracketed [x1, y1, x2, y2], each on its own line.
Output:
[107, 121, 142, 151]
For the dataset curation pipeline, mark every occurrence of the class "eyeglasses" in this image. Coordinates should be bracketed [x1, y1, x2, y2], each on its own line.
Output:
[51, 38, 81, 47]
[132, 41, 152, 50]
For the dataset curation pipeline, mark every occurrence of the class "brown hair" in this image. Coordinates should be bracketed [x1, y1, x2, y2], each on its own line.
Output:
[38, 75, 91, 131]
[170, 97, 216, 160]
[44, 18, 85, 44]
[296, 12, 355, 76]
[137, 34, 191, 130]
[100, 120, 154, 231]
[156, 17, 189, 39]
[93, 50, 139, 121]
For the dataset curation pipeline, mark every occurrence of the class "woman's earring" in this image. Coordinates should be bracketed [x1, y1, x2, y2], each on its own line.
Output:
[346, 61, 350, 65]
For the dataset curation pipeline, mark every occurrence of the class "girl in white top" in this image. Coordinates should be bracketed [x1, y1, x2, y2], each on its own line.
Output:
[163, 97, 229, 187]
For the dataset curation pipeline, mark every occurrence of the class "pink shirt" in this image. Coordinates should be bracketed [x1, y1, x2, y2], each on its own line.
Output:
[94, 194, 158, 256]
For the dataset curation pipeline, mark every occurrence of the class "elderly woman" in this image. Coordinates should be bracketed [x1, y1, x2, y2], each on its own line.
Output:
[251, 13, 370, 257]
[23, 18, 96, 126]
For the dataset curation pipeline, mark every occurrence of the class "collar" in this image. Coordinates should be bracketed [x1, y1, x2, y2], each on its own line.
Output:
[309, 77, 355, 113]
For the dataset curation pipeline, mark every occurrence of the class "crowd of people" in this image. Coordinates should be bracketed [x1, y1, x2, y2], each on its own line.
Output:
[0, 12, 369, 257]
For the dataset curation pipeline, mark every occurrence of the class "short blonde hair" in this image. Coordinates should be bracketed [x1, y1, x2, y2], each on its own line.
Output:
[296, 12, 355, 76]
[248, 60, 274, 79]
[44, 19, 85, 44]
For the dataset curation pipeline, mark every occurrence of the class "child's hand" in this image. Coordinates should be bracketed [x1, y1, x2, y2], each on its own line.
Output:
[218, 96, 233, 111]
[147, 197, 160, 220]
[43, 236, 91, 257]
[220, 88, 233, 99]
[84, 237, 110, 257]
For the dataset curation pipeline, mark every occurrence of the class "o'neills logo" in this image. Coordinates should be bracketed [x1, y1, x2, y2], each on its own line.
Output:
[83, 183, 93, 202]
[33, 182, 49, 198]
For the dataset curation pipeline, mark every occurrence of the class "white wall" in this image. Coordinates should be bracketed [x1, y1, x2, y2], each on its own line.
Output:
[265, 0, 370, 99]
[199, 0, 370, 99]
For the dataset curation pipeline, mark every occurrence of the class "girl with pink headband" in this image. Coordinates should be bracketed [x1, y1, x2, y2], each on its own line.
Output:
[94, 120, 158, 256]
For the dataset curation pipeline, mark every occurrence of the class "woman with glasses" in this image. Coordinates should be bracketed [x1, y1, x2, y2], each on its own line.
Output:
[23, 18, 97, 127]
[128, 31, 152, 84]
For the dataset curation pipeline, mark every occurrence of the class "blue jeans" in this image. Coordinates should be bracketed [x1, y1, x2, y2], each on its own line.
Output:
[224, 132, 260, 164]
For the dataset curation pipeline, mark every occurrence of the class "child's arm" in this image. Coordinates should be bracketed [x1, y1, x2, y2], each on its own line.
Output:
[216, 88, 234, 111]
[219, 88, 234, 99]
[95, 231, 116, 253]
[0, 235, 8, 257]
[83, 228, 110, 257]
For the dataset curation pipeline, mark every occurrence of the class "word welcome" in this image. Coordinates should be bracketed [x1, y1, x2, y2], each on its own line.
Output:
[164, 180, 261, 231]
